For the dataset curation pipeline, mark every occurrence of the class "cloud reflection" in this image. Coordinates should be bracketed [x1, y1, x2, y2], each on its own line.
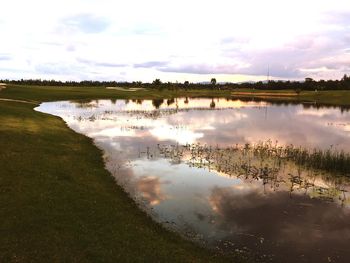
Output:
[136, 176, 168, 206]
[209, 185, 350, 261]
[36, 98, 350, 262]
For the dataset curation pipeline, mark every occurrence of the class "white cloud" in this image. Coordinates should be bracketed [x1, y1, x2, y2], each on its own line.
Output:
[1, 0, 350, 81]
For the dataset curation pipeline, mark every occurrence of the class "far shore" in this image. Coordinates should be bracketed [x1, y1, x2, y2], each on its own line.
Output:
[106, 86, 145, 91]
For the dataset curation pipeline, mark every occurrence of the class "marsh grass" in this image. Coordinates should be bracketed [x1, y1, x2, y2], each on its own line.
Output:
[152, 141, 350, 205]
[176, 140, 350, 176]
[249, 140, 350, 175]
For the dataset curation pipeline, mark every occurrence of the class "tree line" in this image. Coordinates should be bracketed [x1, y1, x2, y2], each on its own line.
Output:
[1, 75, 350, 91]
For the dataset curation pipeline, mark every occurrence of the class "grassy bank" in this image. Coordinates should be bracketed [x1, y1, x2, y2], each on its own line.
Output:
[2, 85, 350, 107]
[230, 89, 350, 107]
[0, 85, 232, 102]
[0, 87, 238, 262]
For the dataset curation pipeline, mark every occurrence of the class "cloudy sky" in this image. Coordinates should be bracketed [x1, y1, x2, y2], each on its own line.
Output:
[1, 0, 350, 82]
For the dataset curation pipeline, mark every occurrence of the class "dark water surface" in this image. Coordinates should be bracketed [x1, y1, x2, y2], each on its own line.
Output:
[36, 98, 350, 262]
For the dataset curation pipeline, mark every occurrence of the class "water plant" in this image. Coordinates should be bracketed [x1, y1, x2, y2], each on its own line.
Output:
[139, 141, 350, 205]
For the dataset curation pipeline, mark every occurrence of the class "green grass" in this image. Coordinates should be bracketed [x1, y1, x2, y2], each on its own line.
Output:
[1, 84, 350, 262]
[0, 85, 233, 102]
[2, 85, 350, 107]
[231, 89, 350, 107]
[250, 141, 350, 175]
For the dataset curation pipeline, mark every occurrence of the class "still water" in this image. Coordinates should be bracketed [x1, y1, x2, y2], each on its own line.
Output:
[36, 98, 350, 262]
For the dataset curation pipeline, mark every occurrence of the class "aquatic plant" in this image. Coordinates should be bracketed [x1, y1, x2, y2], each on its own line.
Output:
[140, 141, 350, 205]
[248, 140, 350, 175]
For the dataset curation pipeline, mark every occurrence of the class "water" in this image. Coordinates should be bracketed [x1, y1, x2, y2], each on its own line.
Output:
[36, 98, 350, 262]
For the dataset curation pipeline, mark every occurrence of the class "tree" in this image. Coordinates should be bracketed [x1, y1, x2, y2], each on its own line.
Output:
[210, 78, 217, 86]
[152, 79, 162, 85]
[152, 78, 164, 91]
[305, 77, 313, 82]
[184, 81, 189, 90]
[294, 88, 302, 96]
[342, 74, 349, 81]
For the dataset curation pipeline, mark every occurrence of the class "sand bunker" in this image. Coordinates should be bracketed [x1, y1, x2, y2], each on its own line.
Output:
[106, 87, 145, 92]
[0, 83, 6, 90]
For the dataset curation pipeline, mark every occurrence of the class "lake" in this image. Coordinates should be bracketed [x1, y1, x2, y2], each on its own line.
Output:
[36, 98, 350, 263]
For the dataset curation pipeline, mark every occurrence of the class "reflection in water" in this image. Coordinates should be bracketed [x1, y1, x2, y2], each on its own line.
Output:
[209, 187, 350, 262]
[36, 98, 350, 263]
[154, 143, 350, 205]
[136, 176, 168, 206]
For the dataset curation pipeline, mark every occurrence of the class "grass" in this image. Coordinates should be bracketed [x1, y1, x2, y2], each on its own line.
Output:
[233, 89, 350, 107]
[2, 85, 350, 108]
[0, 85, 233, 102]
[1, 84, 350, 262]
[158, 141, 350, 176]
[250, 141, 350, 175]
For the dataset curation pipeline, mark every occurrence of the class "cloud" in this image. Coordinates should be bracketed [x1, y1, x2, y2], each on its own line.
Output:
[61, 13, 110, 34]
[66, 45, 76, 52]
[158, 64, 234, 75]
[156, 27, 350, 79]
[35, 63, 81, 75]
[40, 41, 63, 47]
[77, 58, 128, 68]
[130, 24, 165, 36]
[0, 54, 11, 61]
[220, 36, 250, 45]
[158, 62, 301, 78]
[209, 185, 350, 261]
[323, 11, 350, 27]
[1, 0, 350, 81]
[136, 176, 168, 206]
[134, 61, 169, 68]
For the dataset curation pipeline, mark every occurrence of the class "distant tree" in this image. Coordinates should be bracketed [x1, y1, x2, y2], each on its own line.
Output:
[184, 80, 189, 90]
[305, 77, 314, 82]
[153, 79, 162, 85]
[342, 74, 349, 81]
[210, 78, 217, 86]
[294, 88, 302, 96]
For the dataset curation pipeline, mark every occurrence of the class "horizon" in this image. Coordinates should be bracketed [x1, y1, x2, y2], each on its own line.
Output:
[1, 0, 350, 82]
[1, 76, 347, 85]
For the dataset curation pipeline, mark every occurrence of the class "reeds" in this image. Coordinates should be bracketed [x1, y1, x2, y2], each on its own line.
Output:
[248, 140, 350, 175]
[141, 141, 350, 204]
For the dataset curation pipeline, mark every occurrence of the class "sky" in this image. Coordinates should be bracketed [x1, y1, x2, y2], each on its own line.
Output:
[0, 0, 350, 83]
